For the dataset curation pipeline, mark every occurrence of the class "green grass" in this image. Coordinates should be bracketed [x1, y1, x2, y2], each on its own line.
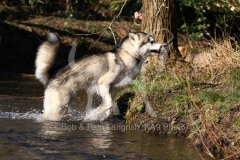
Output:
[199, 90, 225, 104]
[173, 94, 193, 116]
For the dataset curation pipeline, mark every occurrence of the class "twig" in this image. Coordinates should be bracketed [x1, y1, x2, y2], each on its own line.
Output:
[174, 63, 233, 157]
[109, 26, 117, 45]
[189, 114, 215, 159]
[222, 151, 240, 160]
[114, 0, 128, 20]
[155, 0, 168, 17]
[220, 0, 240, 12]
[90, 30, 107, 49]
[77, 0, 128, 47]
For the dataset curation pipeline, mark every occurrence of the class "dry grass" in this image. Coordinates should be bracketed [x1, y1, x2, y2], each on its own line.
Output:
[182, 32, 239, 83]
[122, 31, 240, 159]
[174, 33, 240, 158]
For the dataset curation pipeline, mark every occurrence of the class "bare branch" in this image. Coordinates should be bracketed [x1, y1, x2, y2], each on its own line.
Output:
[90, 30, 107, 49]
[109, 26, 117, 45]
[155, 0, 168, 17]
[113, 0, 128, 20]
[76, 0, 128, 47]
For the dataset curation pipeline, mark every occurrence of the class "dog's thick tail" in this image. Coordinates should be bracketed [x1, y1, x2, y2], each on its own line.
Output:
[35, 33, 61, 86]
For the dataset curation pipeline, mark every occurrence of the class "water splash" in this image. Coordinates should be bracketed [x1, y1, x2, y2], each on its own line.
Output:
[0, 109, 43, 120]
[62, 109, 85, 121]
[0, 108, 87, 122]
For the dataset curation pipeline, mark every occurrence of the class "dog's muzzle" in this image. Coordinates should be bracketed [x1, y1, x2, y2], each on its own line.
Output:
[150, 43, 167, 54]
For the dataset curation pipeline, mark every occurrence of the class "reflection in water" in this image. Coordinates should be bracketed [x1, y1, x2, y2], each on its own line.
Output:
[88, 124, 112, 149]
[40, 122, 112, 150]
[0, 76, 211, 159]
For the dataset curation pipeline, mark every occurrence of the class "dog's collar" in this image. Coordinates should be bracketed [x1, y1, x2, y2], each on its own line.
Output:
[124, 50, 141, 64]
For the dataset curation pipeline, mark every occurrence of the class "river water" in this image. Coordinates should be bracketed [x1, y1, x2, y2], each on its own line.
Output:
[0, 76, 211, 159]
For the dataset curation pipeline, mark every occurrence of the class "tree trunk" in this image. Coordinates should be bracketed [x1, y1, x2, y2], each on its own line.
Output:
[141, 0, 180, 60]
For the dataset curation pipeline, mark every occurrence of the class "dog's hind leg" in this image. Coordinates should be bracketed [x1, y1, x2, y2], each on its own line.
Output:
[85, 89, 94, 114]
[98, 84, 113, 118]
[110, 87, 120, 115]
[43, 87, 70, 121]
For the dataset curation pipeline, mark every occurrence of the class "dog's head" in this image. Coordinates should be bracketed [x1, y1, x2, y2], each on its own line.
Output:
[127, 32, 166, 57]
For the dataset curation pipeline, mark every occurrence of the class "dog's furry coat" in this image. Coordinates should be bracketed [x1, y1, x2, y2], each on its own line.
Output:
[35, 32, 163, 121]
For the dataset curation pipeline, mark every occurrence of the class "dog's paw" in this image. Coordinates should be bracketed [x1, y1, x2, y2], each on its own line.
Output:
[83, 109, 101, 122]
[83, 108, 110, 122]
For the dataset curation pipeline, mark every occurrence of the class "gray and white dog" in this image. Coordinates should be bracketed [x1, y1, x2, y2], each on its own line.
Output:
[35, 32, 165, 121]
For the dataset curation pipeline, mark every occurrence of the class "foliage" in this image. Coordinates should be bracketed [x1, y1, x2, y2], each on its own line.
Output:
[0, 0, 142, 19]
[173, 94, 193, 115]
[1, 0, 238, 40]
[179, 0, 239, 40]
[136, 104, 144, 113]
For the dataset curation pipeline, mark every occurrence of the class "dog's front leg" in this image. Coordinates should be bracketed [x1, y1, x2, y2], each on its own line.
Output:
[83, 84, 113, 121]
[84, 54, 122, 121]
[97, 83, 113, 119]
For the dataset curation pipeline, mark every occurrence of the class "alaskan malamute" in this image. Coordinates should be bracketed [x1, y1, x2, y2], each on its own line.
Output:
[35, 32, 165, 121]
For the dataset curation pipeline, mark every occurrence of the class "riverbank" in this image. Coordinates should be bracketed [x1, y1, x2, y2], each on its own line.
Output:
[121, 36, 240, 158]
[0, 15, 239, 159]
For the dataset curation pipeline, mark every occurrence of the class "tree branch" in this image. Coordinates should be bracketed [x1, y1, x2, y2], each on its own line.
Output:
[76, 0, 128, 47]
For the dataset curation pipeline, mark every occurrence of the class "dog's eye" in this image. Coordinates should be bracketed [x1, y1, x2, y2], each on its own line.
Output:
[150, 41, 154, 44]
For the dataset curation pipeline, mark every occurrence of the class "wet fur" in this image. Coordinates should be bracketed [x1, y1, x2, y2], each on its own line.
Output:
[35, 32, 162, 121]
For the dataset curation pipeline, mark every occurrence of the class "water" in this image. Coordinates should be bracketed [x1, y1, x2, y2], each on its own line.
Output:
[0, 76, 211, 159]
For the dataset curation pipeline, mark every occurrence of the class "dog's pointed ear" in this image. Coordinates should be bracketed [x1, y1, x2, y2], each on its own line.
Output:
[129, 33, 138, 45]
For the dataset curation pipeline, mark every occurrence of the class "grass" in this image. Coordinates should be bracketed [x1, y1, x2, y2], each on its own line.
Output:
[116, 31, 240, 159]
[199, 90, 225, 104]
[173, 94, 193, 116]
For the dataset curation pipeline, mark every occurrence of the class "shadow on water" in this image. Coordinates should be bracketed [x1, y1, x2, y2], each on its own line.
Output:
[0, 76, 211, 159]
